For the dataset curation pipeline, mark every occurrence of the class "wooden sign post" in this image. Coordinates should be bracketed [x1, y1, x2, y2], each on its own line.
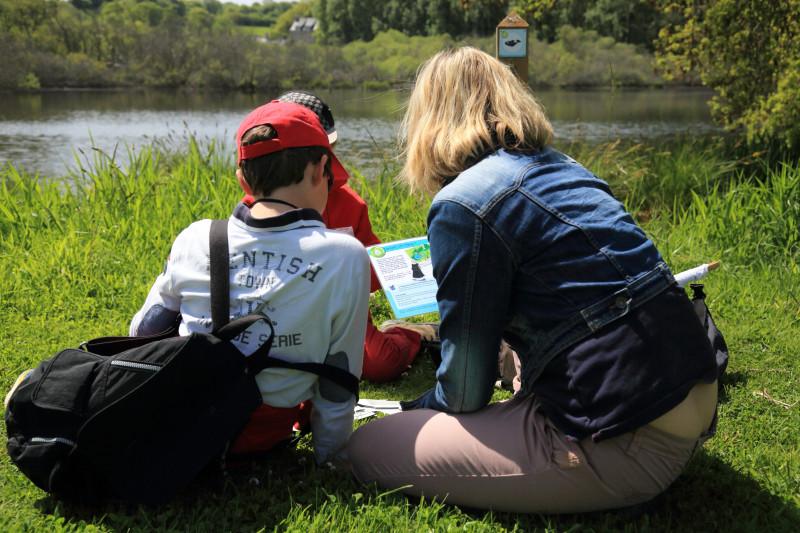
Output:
[496, 13, 529, 85]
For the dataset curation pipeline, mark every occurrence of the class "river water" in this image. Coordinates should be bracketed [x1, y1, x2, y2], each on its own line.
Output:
[0, 88, 716, 178]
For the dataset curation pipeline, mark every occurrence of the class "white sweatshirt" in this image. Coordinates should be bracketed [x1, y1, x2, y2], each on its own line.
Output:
[130, 203, 370, 464]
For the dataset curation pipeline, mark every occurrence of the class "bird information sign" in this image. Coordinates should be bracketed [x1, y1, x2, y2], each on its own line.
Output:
[498, 28, 527, 58]
[496, 13, 530, 82]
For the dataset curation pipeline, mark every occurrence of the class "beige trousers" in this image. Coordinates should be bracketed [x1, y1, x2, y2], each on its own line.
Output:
[348, 395, 706, 514]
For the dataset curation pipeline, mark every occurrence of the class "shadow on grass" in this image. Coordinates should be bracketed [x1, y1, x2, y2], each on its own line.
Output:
[26, 444, 798, 532]
[481, 451, 800, 531]
[30, 444, 335, 531]
[719, 370, 748, 403]
[20, 368, 785, 532]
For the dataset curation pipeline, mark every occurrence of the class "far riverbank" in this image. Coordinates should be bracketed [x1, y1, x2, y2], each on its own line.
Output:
[4, 25, 665, 92]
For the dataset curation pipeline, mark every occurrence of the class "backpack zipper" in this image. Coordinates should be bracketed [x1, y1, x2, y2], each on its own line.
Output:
[110, 360, 161, 372]
[30, 436, 76, 446]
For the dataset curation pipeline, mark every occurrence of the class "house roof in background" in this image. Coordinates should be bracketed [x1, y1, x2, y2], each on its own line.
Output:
[290, 17, 318, 33]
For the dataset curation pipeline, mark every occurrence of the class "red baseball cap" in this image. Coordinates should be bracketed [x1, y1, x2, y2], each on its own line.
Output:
[236, 100, 349, 186]
[236, 100, 347, 185]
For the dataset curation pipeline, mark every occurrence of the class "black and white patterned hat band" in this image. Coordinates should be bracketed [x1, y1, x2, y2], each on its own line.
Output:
[277, 91, 336, 139]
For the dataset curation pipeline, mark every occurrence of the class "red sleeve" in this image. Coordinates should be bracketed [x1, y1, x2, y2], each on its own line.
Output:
[324, 185, 382, 292]
[352, 201, 381, 248]
[352, 201, 382, 293]
[367, 259, 382, 293]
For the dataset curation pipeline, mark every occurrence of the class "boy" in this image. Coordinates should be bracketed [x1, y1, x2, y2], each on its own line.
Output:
[130, 101, 370, 464]
[269, 91, 436, 382]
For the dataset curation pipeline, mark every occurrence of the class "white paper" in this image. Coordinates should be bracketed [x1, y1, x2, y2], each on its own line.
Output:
[354, 398, 402, 420]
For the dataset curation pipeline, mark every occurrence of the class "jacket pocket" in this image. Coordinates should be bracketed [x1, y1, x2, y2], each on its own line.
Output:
[32, 349, 103, 416]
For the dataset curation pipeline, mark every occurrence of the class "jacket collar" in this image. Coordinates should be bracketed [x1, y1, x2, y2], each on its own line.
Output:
[231, 201, 323, 229]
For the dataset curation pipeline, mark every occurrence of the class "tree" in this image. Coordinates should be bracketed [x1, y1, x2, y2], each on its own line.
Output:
[510, 0, 588, 42]
[368, 0, 427, 37]
[511, 0, 662, 49]
[70, 0, 108, 10]
[656, 0, 800, 153]
[0, 0, 58, 39]
[461, 0, 511, 35]
[317, 0, 511, 43]
[347, 0, 376, 41]
[584, 0, 662, 50]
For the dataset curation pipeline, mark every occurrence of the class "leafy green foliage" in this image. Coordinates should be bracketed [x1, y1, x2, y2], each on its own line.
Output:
[340, 31, 457, 87]
[70, 0, 107, 9]
[655, 0, 800, 154]
[227, 0, 290, 27]
[315, 0, 509, 44]
[527, 25, 660, 87]
[510, 0, 663, 50]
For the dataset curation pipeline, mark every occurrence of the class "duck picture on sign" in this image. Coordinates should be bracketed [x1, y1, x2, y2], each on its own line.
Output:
[498, 28, 527, 58]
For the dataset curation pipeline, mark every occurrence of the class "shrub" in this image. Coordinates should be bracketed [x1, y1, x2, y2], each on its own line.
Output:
[656, 0, 800, 155]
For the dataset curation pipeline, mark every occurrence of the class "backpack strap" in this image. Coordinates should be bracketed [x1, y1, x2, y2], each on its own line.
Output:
[262, 358, 359, 400]
[209, 219, 230, 332]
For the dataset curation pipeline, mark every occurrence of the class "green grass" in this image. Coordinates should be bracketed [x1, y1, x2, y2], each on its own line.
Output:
[1, 140, 798, 531]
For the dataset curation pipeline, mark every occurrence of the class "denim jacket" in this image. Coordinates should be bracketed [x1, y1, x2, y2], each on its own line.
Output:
[405, 147, 717, 441]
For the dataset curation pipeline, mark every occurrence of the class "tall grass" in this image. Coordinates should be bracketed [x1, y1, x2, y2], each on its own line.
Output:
[561, 138, 738, 217]
[684, 163, 800, 265]
[1, 140, 798, 531]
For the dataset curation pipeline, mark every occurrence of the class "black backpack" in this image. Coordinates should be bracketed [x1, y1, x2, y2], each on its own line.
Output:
[4, 219, 358, 505]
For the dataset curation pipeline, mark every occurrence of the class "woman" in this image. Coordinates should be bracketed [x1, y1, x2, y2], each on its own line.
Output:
[347, 48, 722, 514]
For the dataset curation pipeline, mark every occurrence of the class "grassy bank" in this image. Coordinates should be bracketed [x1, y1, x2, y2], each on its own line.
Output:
[1, 141, 798, 531]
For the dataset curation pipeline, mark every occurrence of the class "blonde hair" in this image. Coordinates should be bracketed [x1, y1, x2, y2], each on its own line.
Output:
[400, 47, 553, 195]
